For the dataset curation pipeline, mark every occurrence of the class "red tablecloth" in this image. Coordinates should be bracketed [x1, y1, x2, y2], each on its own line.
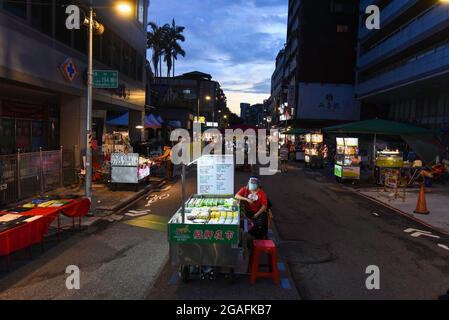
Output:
[58, 198, 91, 218]
[0, 216, 46, 256]
[18, 198, 91, 232]
[0, 197, 91, 257]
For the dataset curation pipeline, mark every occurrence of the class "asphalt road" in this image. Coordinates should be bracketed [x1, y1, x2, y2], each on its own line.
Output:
[260, 163, 449, 300]
[1, 163, 449, 300]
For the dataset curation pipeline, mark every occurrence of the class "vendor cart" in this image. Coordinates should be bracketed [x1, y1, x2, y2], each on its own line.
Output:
[304, 133, 324, 168]
[168, 194, 250, 282]
[110, 153, 152, 190]
[167, 154, 250, 282]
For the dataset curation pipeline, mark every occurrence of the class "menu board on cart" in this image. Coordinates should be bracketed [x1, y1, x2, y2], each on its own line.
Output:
[197, 155, 234, 195]
[111, 153, 140, 184]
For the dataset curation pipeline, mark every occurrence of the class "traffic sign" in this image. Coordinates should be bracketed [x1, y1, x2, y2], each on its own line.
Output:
[93, 70, 118, 88]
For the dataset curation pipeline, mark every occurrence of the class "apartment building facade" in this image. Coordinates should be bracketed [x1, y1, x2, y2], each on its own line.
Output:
[0, 0, 148, 160]
[282, 0, 360, 128]
[356, 0, 449, 132]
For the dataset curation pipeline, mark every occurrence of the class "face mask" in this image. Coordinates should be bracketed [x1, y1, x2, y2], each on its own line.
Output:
[248, 183, 258, 191]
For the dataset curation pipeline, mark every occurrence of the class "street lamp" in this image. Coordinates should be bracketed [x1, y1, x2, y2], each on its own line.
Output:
[84, 1, 133, 204]
[197, 95, 211, 121]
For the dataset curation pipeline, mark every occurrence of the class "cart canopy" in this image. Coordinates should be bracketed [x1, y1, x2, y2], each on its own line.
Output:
[282, 128, 309, 135]
[106, 112, 129, 127]
[323, 119, 435, 135]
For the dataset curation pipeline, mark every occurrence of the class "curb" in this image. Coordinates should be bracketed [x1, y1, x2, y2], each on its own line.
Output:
[93, 179, 168, 215]
[350, 188, 449, 237]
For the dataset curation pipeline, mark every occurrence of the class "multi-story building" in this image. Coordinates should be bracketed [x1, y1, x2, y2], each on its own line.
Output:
[283, 0, 360, 128]
[269, 48, 287, 125]
[240, 103, 251, 122]
[152, 71, 221, 130]
[0, 0, 148, 160]
[356, 0, 449, 133]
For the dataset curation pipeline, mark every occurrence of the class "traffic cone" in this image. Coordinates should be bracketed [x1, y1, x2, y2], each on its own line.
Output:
[414, 184, 430, 215]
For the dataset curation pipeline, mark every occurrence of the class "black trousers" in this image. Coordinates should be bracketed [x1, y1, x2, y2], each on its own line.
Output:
[248, 211, 268, 240]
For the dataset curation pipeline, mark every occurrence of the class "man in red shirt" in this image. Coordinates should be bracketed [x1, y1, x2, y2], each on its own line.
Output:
[235, 177, 268, 239]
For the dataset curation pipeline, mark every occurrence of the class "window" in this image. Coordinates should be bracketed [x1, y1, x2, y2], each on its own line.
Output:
[93, 33, 102, 62]
[129, 47, 137, 79]
[332, 1, 354, 14]
[136, 53, 143, 81]
[74, 26, 87, 54]
[55, 2, 72, 46]
[137, 0, 145, 25]
[31, 0, 53, 36]
[3, 0, 27, 19]
[101, 30, 113, 66]
[337, 24, 349, 33]
[111, 33, 122, 70]
[0, 118, 15, 155]
[121, 43, 130, 76]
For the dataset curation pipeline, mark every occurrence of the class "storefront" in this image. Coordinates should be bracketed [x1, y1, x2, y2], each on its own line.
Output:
[0, 98, 60, 155]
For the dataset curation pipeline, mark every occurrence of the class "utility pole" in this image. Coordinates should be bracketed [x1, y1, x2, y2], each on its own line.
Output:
[85, 3, 93, 202]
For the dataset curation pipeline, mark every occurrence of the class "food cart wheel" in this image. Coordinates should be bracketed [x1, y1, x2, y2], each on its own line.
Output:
[180, 265, 190, 283]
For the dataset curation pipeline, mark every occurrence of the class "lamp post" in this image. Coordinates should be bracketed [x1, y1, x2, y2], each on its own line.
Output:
[196, 95, 211, 121]
[84, 1, 133, 203]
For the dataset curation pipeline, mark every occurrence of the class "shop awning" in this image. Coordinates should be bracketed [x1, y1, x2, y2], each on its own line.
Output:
[323, 119, 435, 135]
[144, 114, 162, 129]
[282, 128, 309, 135]
[168, 120, 182, 128]
[106, 112, 129, 127]
[156, 115, 164, 124]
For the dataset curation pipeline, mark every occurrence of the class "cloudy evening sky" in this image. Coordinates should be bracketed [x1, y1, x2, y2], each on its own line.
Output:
[147, 0, 288, 114]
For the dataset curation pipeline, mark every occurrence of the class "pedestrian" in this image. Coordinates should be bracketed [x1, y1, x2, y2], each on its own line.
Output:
[280, 144, 289, 173]
[235, 176, 269, 240]
[154, 145, 173, 179]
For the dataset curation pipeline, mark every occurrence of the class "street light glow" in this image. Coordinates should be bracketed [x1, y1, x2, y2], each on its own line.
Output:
[116, 2, 133, 15]
[205, 95, 212, 101]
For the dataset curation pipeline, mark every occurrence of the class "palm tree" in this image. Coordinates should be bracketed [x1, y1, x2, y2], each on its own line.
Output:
[147, 22, 168, 77]
[163, 19, 186, 77]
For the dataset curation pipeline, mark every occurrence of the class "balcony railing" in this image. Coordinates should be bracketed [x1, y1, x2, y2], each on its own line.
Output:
[359, 4, 447, 69]
[359, 0, 417, 40]
[357, 40, 449, 97]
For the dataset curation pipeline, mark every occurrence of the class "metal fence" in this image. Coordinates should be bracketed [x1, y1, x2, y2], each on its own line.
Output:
[0, 147, 78, 206]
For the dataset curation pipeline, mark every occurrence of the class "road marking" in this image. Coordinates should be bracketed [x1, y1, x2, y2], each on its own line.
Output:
[169, 272, 179, 285]
[125, 209, 151, 217]
[124, 214, 170, 231]
[278, 262, 285, 272]
[404, 228, 441, 239]
[438, 244, 449, 251]
[281, 278, 291, 289]
[145, 193, 170, 207]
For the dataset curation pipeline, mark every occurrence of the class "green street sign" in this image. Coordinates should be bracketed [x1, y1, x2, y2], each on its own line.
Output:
[93, 70, 118, 88]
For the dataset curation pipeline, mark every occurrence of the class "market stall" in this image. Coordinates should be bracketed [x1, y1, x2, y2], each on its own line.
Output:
[0, 195, 90, 269]
[283, 128, 308, 161]
[110, 153, 153, 189]
[334, 137, 360, 181]
[168, 154, 249, 282]
[304, 132, 324, 168]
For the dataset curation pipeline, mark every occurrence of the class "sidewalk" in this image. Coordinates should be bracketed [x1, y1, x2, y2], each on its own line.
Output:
[356, 185, 449, 235]
[60, 175, 166, 215]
